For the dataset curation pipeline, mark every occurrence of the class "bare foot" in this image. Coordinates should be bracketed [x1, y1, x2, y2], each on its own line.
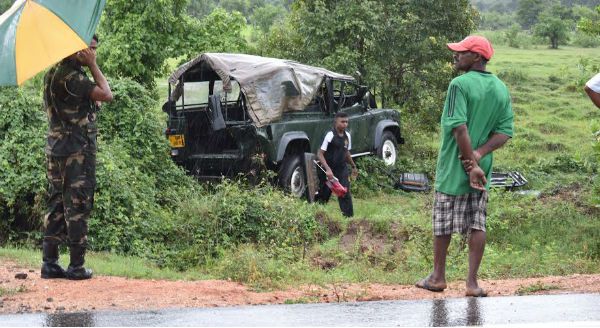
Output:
[415, 276, 447, 292]
[465, 287, 487, 297]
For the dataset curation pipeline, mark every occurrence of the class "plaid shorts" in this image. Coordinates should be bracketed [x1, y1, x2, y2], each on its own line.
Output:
[432, 191, 488, 236]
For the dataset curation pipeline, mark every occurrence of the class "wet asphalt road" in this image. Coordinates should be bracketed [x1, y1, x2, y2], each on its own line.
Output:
[0, 293, 599, 326]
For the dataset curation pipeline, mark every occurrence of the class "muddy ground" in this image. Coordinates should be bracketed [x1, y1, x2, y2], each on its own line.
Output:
[1, 260, 599, 314]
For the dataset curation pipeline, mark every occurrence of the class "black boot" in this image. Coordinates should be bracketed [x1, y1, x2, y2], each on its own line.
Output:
[65, 244, 93, 280]
[41, 241, 66, 279]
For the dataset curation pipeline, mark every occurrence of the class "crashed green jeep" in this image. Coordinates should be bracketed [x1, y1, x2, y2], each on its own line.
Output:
[163, 53, 404, 197]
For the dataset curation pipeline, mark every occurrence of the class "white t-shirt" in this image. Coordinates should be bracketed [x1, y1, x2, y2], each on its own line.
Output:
[586, 73, 600, 93]
[320, 131, 351, 151]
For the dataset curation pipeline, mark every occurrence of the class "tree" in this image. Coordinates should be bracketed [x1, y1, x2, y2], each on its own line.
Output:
[97, 0, 248, 89]
[517, 0, 548, 29]
[219, 0, 252, 17]
[251, 4, 286, 33]
[97, 0, 190, 88]
[533, 6, 573, 48]
[259, 0, 476, 121]
[578, 5, 600, 35]
[187, 0, 218, 18]
[479, 11, 518, 30]
[505, 23, 523, 48]
[182, 8, 248, 57]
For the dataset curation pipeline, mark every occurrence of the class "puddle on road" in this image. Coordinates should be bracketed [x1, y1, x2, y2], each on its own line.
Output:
[430, 298, 484, 327]
[1, 293, 599, 327]
[45, 312, 95, 327]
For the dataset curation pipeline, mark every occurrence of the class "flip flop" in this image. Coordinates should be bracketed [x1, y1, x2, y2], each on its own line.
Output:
[465, 288, 488, 297]
[415, 278, 445, 292]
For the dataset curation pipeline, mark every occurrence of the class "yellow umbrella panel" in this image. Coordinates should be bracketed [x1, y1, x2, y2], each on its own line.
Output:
[0, 0, 106, 86]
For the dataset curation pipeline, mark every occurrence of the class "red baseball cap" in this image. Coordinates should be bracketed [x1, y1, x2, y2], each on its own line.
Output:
[447, 35, 494, 60]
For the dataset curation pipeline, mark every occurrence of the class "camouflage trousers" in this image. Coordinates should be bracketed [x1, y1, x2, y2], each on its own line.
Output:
[44, 150, 96, 246]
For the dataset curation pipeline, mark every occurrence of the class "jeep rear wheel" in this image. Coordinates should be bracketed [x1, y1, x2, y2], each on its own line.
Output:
[278, 155, 307, 198]
[378, 131, 397, 166]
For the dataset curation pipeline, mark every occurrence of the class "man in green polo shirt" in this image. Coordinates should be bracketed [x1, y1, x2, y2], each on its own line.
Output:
[416, 35, 514, 297]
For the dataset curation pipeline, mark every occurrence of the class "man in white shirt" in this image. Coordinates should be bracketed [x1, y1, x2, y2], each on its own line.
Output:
[316, 112, 358, 217]
[585, 73, 600, 108]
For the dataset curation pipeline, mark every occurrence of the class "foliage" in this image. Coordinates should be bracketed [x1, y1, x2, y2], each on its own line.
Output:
[505, 24, 524, 48]
[2, 0, 600, 289]
[186, 0, 289, 20]
[0, 87, 46, 243]
[97, 0, 190, 89]
[187, 0, 218, 18]
[571, 29, 600, 47]
[0, 0, 12, 13]
[352, 157, 399, 198]
[515, 282, 560, 295]
[517, 0, 548, 29]
[208, 244, 300, 290]
[97, 1, 249, 89]
[478, 29, 547, 49]
[479, 11, 518, 30]
[578, 5, 600, 35]
[472, 0, 519, 13]
[0, 76, 320, 273]
[155, 180, 319, 270]
[251, 3, 287, 33]
[533, 6, 574, 49]
[259, 0, 476, 131]
[352, 154, 436, 199]
[179, 8, 248, 60]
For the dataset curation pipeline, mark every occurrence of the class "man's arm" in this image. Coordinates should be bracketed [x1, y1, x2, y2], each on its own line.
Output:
[453, 124, 486, 191]
[78, 49, 113, 102]
[585, 85, 600, 109]
[476, 133, 510, 158]
[317, 149, 334, 180]
[345, 150, 358, 179]
[461, 132, 510, 171]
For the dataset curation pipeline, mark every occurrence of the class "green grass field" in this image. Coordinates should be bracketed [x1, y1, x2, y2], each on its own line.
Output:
[2, 45, 599, 289]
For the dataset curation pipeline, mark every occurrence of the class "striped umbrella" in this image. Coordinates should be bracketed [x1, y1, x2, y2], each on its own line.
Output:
[0, 0, 106, 86]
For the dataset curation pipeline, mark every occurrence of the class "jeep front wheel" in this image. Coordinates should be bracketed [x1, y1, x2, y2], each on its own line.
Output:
[378, 131, 397, 166]
[278, 155, 307, 198]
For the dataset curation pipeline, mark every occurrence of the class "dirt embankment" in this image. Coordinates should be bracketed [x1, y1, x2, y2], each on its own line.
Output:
[1, 260, 599, 314]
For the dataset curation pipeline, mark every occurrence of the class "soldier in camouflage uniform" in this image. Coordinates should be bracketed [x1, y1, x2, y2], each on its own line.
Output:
[41, 35, 113, 280]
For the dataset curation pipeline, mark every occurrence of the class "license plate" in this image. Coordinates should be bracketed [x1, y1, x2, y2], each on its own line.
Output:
[168, 134, 185, 148]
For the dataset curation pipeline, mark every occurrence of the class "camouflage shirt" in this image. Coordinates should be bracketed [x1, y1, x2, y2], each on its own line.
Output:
[43, 60, 98, 156]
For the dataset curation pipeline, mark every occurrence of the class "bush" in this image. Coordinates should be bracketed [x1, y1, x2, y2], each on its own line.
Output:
[1, 78, 323, 273]
[155, 180, 319, 270]
[352, 145, 437, 199]
[571, 30, 600, 48]
[210, 244, 296, 289]
[537, 154, 586, 174]
[0, 87, 47, 243]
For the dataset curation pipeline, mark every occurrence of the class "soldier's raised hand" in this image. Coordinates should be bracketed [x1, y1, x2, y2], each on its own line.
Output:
[77, 48, 97, 67]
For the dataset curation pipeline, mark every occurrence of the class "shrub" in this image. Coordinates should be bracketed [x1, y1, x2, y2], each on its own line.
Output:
[154, 180, 319, 270]
[0, 87, 47, 243]
[537, 154, 586, 174]
[570, 30, 600, 48]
